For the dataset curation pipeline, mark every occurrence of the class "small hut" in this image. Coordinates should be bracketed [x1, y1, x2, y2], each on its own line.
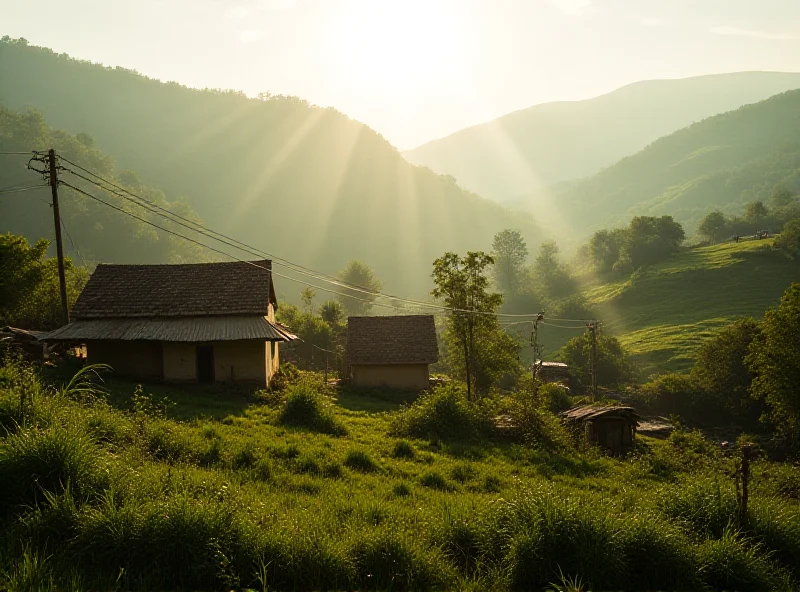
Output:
[535, 360, 570, 387]
[561, 404, 639, 456]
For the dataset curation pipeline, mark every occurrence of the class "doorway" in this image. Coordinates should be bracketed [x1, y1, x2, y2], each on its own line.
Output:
[196, 346, 214, 383]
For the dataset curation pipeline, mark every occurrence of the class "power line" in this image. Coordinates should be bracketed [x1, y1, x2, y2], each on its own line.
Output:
[539, 321, 589, 330]
[0, 184, 48, 196]
[58, 180, 415, 313]
[0, 151, 38, 156]
[60, 219, 88, 269]
[57, 158, 566, 320]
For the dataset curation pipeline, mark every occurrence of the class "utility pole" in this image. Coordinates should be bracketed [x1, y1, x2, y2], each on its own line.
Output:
[48, 149, 69, 325]
[587, 321, 598, 401]
[531, 311, 545, 384]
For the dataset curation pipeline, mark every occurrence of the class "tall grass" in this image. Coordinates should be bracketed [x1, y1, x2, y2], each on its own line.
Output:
[277, 383, 347, 436]
[391, 384, 491, 441]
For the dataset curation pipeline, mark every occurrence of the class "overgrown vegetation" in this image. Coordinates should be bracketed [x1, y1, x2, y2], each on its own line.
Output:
[2, 356, 800, 590]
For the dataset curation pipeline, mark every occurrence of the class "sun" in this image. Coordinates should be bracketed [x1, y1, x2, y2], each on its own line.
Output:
[329, 1, 470, 100]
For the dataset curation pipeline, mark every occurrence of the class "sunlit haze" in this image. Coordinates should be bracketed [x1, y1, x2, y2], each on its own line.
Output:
[4, 0, 800, 148]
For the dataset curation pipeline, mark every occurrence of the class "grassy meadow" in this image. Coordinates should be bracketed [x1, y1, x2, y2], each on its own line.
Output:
[2, 358, 800, 591]
[555, 239, 800, 376]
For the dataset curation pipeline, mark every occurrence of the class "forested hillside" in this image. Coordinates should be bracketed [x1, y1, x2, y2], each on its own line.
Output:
[404, 72, 800, 202]
[0, 38, 541, 297]
[556, 89, 800, 234]
[0, 106, 206, 265]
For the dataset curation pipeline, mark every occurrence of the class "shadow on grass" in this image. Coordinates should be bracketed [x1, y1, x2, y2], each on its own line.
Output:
[334, 385, 421, 414]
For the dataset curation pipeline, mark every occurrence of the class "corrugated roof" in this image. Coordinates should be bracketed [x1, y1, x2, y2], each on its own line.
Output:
[347, 315, 438, 365]
[561, 404, 639, 423]
[71, 260, 275, 319]
[41, 316, 296, 342]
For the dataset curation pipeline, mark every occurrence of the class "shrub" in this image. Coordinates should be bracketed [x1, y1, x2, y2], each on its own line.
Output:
[265, 362, 300, 393]
[635, 373, 718, 425]
[391, 384, 491, 441]
[392, 440, 416, 459]
[344, 449, 378, 473]
[277, 383, 346, 436]
[503, 390, 573, 451]
[0, 427, 103, 514]
[538, 382, 572, 413]
[419, 471, 451, 491]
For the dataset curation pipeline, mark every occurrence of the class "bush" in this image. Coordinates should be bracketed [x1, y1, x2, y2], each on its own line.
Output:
[390, 384, 491, 441]
[503, 390, 573, 451]
[277, 383, 346, 436]
[344, 449, 378, 473]
[391, 440, 416, 459]
[538, 382, 572, 413]
[0, 427, 104, 514]
[635, 373, 718, 425]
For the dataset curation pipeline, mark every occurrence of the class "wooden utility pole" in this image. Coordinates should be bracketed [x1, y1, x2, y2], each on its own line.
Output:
[48, 149, 69, 325]
[587, 321, 598, 401]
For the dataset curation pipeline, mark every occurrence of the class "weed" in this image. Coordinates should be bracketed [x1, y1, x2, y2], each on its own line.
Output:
[392, 440, 416, 459]
[344, 449, 378, 473]
[420, 471, 451, 491]
[277, 383, 347, 436]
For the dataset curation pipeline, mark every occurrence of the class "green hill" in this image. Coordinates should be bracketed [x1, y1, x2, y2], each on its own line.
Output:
[0, 38, 541, 297]
[556, 89, 800, 235]
[404, 72, 800, 203]
[572, 240, 800, 375]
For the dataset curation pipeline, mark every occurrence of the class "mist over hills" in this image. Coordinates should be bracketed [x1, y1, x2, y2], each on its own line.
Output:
[0, 38, 541, 298]
[403, 72, 800, 204]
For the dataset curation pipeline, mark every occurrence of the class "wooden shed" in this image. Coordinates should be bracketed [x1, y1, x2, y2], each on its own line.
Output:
[42, 260, 296, 387]
[561, 404, 639, 456]
[347, 315, 438, 390]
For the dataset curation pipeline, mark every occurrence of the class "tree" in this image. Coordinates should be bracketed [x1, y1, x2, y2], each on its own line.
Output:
[533, 241, 575, 298]
[692, 318, 763, 427]
[744, 201, 769, 224]
[588, 228, 626, 272]
[559, 332, 630, 391]
[0, 233, 87, 329]
[431, 251, 506, 401]
[491, 229, 528, 297]
[697, 211, 729, 243]
[301, 287, 316, 314]
[775, 218, 800, 256]
[746, 283, 800, 446]
[336, 260, 382, 317]
[623, 215, 685, 268]
[319, 300, 344, 327]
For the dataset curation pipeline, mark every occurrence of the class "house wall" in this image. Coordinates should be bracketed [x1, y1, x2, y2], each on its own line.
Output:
[162, 342, 197, 381]
[86, 340, 163, 380]
[351, 364, 429, 390]
[213, 340, 268, 385]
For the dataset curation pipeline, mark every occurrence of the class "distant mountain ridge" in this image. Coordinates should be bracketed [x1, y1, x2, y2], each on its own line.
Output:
[554, 88, 800, 234]
[403, 72, 800, 203]
[0, 38, 542, 297]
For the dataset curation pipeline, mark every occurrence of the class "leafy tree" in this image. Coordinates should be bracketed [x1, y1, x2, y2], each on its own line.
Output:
[491, 229, 528, 297]
[336, 261, 382, 317]
[697, 211, 729, 242]
[301, 288, 316, 314]
[775, 218, 800, 256]
[533, 241, 575, 298]
[623, 215, 685, 268]
[432, 251, 508, 400]
[746, 283, 800, 445]
[692, 318, 763, 427]
[559, 332, 630, 391]
[744, 201, 769, 223]
[0, 233, 87, 329]
[588, 228, 626, 272]
[319, 300, 344, 327]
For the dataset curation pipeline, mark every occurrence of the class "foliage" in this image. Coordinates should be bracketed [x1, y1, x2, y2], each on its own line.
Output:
[774, 217, 800, 256]
[432, 251, 511, 399]
[746, 283, 800, 447]
[0, 233, 87, 329]
[319, 300, 344, 327]
[558, 333, 631, 391]
[635, 373, 715, 425]
[491, 229, 528, 297]
[390, 383, 492, 441]
[277, 382, 346, 436]
[335, 260, 382, 316]
[698, 211, 729, 242]
[503, 388, 574, 451]
[533, 240, 576, 298]
[692, 317, 763, 427]
[587, 216, 684, 272]
[276, 303, 336, 368]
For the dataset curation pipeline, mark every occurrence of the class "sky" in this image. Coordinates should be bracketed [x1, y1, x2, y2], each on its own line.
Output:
[3, 0, 800, 149]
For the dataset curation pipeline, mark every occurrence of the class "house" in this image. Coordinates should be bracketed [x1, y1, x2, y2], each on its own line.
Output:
[561, 404, 639, 456]
[347, 315, 438, 390]
[535, 360, 570, 387]
[42, 260, 296, 386]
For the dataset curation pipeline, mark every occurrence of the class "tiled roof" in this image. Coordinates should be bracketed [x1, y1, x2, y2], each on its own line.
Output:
[42, 316, 296, 342]
[561, 405, 639, 423]
[347, 315, 438, 365]
[71, 261, 275, 319]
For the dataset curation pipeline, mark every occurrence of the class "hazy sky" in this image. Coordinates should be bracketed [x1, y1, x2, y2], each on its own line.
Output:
[4, 0, 800, 148]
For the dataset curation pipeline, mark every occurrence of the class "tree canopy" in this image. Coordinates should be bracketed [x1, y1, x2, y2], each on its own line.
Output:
[491, 229, 528, 297]
[336, 261, 382, 317]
